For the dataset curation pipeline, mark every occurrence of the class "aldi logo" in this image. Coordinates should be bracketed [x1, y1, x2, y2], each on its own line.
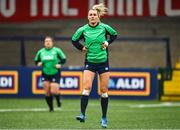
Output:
[60, 77, 79, 89]
[32, 71, 83, 95]
[98, 72, 150, 96]
[109, 77, 145, 90]
[0, 71, 18, 94]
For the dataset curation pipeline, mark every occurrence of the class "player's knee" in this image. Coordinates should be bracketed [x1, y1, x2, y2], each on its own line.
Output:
[100, 86, 108, 93]
[42, 81, 49, 87]
[50, 83, 59, 94]
[51, 90, 57, 95]
[45, 91, 50, 96]
[50, 88, 58, 95]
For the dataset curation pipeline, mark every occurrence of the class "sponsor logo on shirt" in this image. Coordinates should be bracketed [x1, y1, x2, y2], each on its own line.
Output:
[42, 55, 54, 60]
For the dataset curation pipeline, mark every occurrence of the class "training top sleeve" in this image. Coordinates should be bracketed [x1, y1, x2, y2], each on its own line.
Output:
[71, 26, 85, 51]
[56, 48, 66, 65]
[34, 50, 41, 65]
[104, 24, 117, 35]
[104, 24, 118, 44]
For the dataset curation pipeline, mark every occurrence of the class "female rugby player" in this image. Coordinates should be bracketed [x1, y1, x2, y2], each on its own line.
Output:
[71, 3, 117, 128]
[34, 36, 66, 112]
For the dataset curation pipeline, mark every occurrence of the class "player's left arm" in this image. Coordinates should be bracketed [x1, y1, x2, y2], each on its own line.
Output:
[56, 48, 66, 68]
[105, 24, 117, 45]
[101, 25, 117, 49]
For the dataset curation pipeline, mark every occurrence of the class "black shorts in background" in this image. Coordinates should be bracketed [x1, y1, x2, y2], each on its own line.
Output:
[41, 72, 61, 83]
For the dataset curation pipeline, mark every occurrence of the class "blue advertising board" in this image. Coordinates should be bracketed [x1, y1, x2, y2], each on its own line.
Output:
[32, 70, 83, 95]
[0, 67, 158, 99]
[99, 72, 150, 96]
[0, 71, 18, 94]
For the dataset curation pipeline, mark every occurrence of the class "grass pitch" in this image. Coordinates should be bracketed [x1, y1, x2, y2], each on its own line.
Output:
[0, 98, 180, 129]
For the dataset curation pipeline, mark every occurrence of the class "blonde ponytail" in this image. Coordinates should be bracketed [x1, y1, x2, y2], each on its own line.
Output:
[92, 3, 108, 17]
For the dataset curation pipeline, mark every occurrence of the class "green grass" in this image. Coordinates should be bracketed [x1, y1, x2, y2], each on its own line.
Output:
[0, 98, 180, 129]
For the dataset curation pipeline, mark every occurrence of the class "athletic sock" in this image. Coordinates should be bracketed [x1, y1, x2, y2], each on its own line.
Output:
[101, 97, 109, 118]
[55, 94, 61, 107]
[45, 96, 54, 111]
[80, 95, 89, 116]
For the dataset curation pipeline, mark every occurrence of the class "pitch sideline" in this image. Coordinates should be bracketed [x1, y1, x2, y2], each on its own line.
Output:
[0, 108, 79, 112]
[1, 102, 180, 112]
[129, 102, 180, 108]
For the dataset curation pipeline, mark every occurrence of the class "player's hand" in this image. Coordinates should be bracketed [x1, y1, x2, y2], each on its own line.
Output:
[37, 62, 42, 67]
[102, 41, 109, 50]
[82, 46, 87, 53]
[55, 64, 61, 69]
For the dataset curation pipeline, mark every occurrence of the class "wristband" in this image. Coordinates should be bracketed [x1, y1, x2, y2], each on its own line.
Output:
[104, 41, 109, 46]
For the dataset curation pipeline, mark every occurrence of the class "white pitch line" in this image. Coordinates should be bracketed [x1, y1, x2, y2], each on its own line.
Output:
[0, 108, 78, 112]
[129, 102, 180, 108]
[1, 102, 180, 112]
[0, 129, 125, 130]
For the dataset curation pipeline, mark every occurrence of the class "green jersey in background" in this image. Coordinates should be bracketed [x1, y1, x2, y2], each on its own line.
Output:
[34, 47, 66, 75]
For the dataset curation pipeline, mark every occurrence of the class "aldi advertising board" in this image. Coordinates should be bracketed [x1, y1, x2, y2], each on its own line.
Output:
[99, 72, 151, 96]
[32, 70, 83, 95]
[0, 71, 18, 94]
[0, 67, 158, 99]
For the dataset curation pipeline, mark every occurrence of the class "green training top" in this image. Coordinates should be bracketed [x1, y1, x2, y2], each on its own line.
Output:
[34, 47, 66, 75]
[72, 22, 117, 63]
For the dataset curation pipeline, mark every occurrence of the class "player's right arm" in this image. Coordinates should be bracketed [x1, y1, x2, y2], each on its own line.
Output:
[72, 26, 85, 51]
[34, 50, 42, 66]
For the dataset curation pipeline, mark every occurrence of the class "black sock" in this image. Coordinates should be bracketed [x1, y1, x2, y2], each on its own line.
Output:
[101, 97, 108, 118]
[81, 95, 89, 116]
[55, 94, 61, 107]
[45, 96, 53, 111]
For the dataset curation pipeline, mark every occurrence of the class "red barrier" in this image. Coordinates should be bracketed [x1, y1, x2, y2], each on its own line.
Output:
[0, 0, 180, 22]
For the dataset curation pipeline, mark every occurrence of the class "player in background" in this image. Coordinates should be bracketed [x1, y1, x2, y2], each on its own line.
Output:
[71, 3, 117, 128]
[34, 36, 66, 112]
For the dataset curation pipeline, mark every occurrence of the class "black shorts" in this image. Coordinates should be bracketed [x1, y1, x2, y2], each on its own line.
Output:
[41, 72, 61, 83]
[84, 61, 109, 74]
